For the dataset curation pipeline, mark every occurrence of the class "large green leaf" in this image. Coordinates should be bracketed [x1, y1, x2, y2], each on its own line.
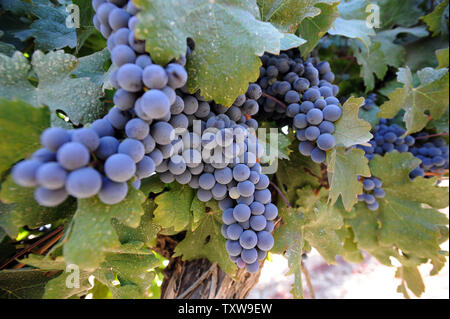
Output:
[351, 41, 387, 91]
[0, 175, 76, 237]
[0, 98, 49, 175]
[0, 51, 105, 127]
[379, 66, 449, 134]
[333, 96, 373, 148]
[73, 48, 113, 89]
[258, 0, 340, 33]
[174, 203, 236, 276]
[375, 0, 424, 29]
[2, 0, 76, 51]
[328, 17, 375, 49]
[153, 184, 195, 232]
[63, 186, 146, 271]
[327, 147, 371, 212]
[296, 2, 339, 58]
[0, 268, 60, 299]
[421, 0, 449, 37]
[134, 0, 284, 106]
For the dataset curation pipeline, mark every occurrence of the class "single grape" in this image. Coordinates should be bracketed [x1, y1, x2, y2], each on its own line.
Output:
[226, 240, 242, 256]
[136, 156, 155, 179]
[165, 63, 188, 88]
[104, 153, 136, 182]
[250, 201, 265, 215]
[197, 188, 212, 202]
[241, 248, 258, 264]
[12, 160, 42, 187]
[66, 167, 102, 198]
[323, 105, 342, 122]
[264, 203, 278, 220]
[233, 204, 251, 222]
[311, 147, 326, 163]
[32, 148, 56, 163]
[36, 162, 67, 190]
[222, 208, 236, 225]
[256, 231, 274, 251]
[151, 122, 175, 145]
[111, 44, 135, 67]
[255, 174, 269, 190]
[316, 133, 335, 151]
[117, 63, 142, 92]
[118, 138, 145, 163]
[108, 8, 130, 31]
[40, 127, 71, 152]
[306, 108, 323, 125]
[34, 187, 68, 207]
[56, 142, 90, 171]
[199, 173, 215, 190]
[227, 223, 243, 240]
[125, 118, 149, 140]
[240, 230, 257, 249]
[245, 261, 260, 274]
[95, 136, 119, 160]
[298, 141, 315, 156]
[98, 178, 128, 205]
[113, 88, 136, 111]
[250, 215, 267, 231]
[142, 65, 168, 89]
[107, 107, 130, 130]
[305, 126, 320, 141]
[91, 119, 115, 137]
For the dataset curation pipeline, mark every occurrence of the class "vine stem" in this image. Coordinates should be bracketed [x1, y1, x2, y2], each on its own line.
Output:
[261, 92, 287, 109]
[0, 226, 65, 270]
[301, 260, 315, 299]
[269, 181, 291, 207]
[176, 262, 218, 299]
[414, 133, 449, 140]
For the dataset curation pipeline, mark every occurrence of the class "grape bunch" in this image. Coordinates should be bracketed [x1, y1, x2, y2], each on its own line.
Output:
[360, 93, 377, 111]
[12, 126, 137, 206]
[408, 133, 449, 179]
[255, 50, 342, 163]
[357, 176, 385, 211]
[357, 118, 415, 160]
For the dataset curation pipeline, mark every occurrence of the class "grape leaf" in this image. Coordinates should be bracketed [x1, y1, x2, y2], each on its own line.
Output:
[421, 0, 449, 37]
[272, 206, 305, 299]
[333, 97, 373, 148]
[0, 175, 76, 237]
[73, 48, 113, 90]
[358, 105, 380, 128]
[133, 0, 285, 106]
[174, 206, 236, 276]
[375, 0, 424, 29]
[0, 268, 60, 299]
[257, 0, 340, 33]
[351, 40, 387, 92]
[280, 33, 306, 51]
[328, 17, 375, 49]
[327, 147, 371, 212]
[296, 2, 339, 58]
[436, 47, 449, 68]
[379, 66, 449, 134]
[375, 27, 429, 68]
[93, 251, 161, 299]
[13, 0, 77, 51]
[273, 187, 343, 298]
[63, 186, 146, 271]
[113, 200, 161, 248]
[0, 51, 105, 127]
[153, 184, 195, 232]
[0, 99, 49, 176]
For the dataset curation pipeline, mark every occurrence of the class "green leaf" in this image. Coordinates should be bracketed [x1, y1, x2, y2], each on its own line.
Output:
[279, 33, 306, 51]
[374, 27, 429, 68]
[153, 184, 194, 232]
[259, 130, 292, 165]
[113, 200, 161, 248]
[0, 175, 76, 237]
[436, 47, 449, 68]
[395, 266, 425, 298]
[174, 207, 236, 276]
[327, 147, 371, 212]
[140, 174, 166, 197]
[258, 0, 340, 32]
[14, 0, 77, 51]
[63, 186, 146, 271]
[134, 0, 284, 106]
[333, 97, 373, 148]
[358, 105, 380, 128]
[73, 48, 112, 89]
[379, 66, 449, 134]
[0, 98, 49, 175]
[0, 268, 60, 299]
[296, 2, 339, 58]
[0, 51, 105, 127]
[369, 152, 449, 259]
[376, 0, 424, 29]
[351, 41, 387, 91]
[327, 17, 375, 49]
[421, 0, 449, 37]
